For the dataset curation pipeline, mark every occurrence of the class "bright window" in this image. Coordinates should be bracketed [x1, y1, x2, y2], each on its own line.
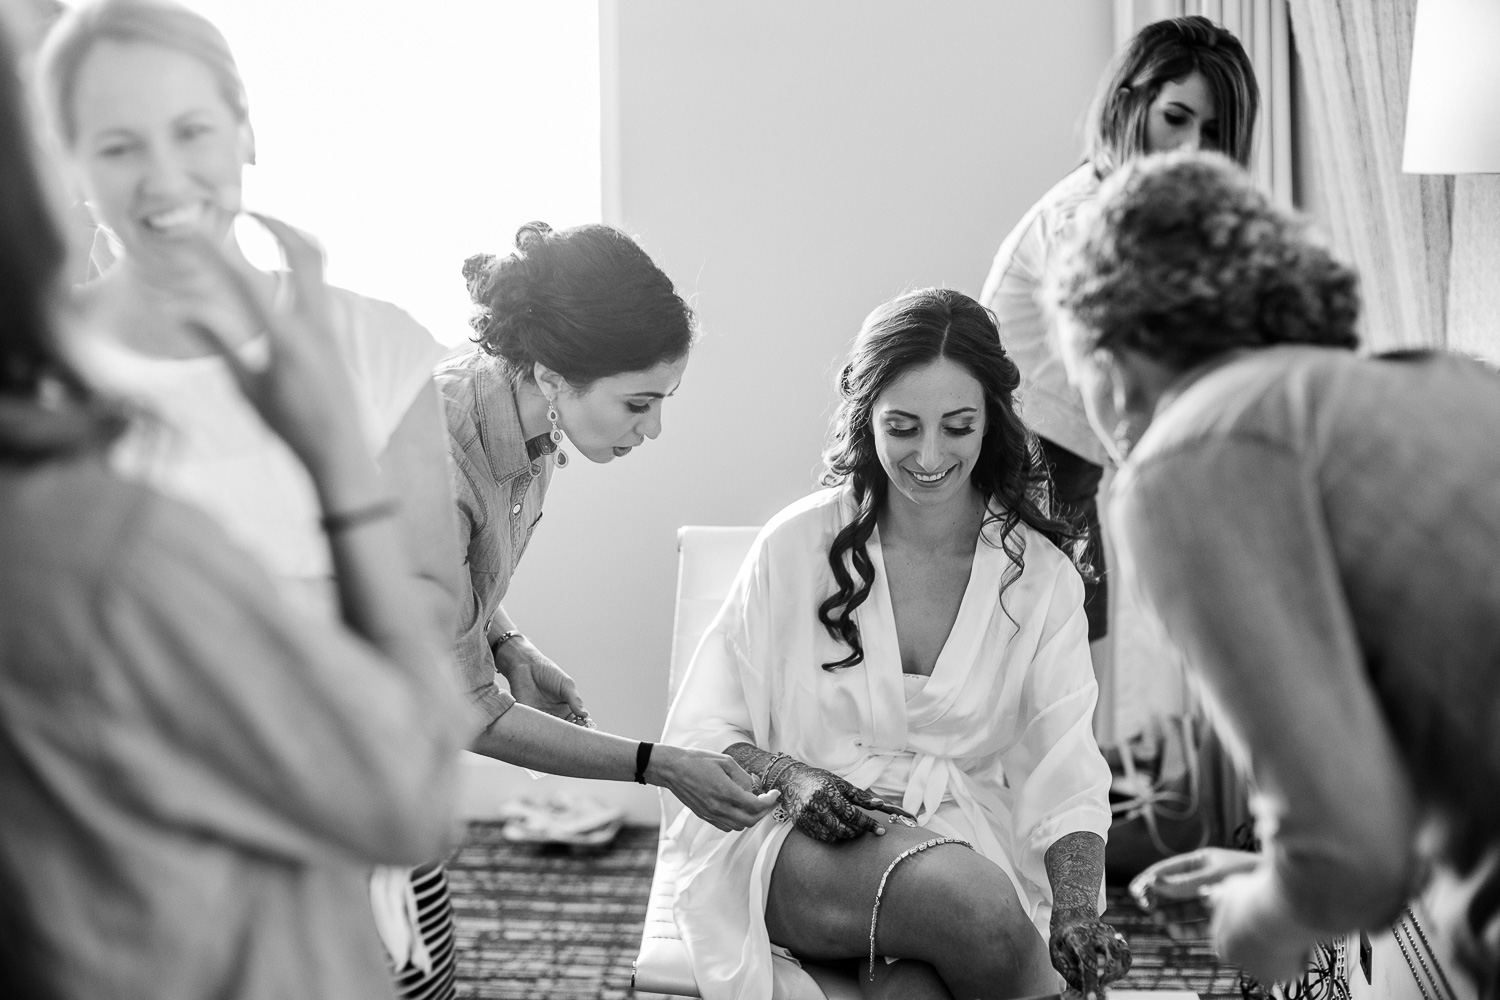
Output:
[182, 0, 601, 346]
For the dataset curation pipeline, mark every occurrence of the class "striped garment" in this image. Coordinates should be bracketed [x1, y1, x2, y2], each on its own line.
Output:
[395, 862, 457, 1000]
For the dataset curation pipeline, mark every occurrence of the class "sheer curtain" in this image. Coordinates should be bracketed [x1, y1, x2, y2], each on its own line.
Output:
[1447, 178, 1500, 363]
[1117, 1, 1456, 352]
[1287, 0, 1453, 351]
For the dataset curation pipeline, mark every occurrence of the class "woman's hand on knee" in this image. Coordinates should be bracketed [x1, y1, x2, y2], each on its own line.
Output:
[1048, 915, 1132, 997]
[773, 761, 902, 843]
[650, 745, 780, 832]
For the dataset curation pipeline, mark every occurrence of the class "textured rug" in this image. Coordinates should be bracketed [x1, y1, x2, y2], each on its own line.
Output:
[448, 821, 1246, 1000]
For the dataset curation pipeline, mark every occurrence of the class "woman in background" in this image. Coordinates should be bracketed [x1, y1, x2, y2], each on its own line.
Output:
[980, 15, 1258, 642]
[1049, 150, 1500, 998]
[35, 2, 464, 994]
[662, 288, 1126, 1000]
[0, 12, 466, 995]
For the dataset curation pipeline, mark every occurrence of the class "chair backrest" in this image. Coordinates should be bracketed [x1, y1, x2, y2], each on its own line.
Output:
[669, 526, 761, 701]
[662, 527, 760, 828]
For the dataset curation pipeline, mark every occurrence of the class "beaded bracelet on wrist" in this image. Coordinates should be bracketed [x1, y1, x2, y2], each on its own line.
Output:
[762, 752, 796, 790]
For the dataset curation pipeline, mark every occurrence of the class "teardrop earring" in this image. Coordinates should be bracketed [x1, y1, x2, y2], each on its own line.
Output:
[547, 403, 569, 468]
[1110, 416, 1137, 462]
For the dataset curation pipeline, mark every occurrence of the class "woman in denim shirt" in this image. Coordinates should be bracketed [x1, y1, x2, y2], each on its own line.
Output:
[1049, 151, 1500, 999]
[423, 222, 779, 988]
[435, 222, 780, 820]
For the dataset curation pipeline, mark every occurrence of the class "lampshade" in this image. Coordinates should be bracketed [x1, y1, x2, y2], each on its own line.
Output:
[1403, 0, 1500, 174]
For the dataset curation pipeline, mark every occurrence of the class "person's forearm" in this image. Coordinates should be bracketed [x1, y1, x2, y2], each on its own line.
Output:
[1267, 836, 1415, 933]
[470, 703, 643, 780]
[486, 607, 524, 679]
[411, 574, 457, 646]
[487, 606, 518, 642]
[378, 384, 462, 642]
[312, 450, 445, 674]
[1046, 831, 1107, 922]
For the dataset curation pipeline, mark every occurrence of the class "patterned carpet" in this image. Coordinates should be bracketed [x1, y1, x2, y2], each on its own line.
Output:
[448, 821, 1245, 1000]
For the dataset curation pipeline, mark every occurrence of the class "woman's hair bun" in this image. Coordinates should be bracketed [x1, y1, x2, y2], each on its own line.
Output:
[514, 221, 553, 254]
[462, 252, 496, 300]
[465, 222, 695, 388]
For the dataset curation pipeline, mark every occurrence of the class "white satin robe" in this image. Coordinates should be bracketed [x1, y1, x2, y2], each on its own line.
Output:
[661, 488, 1112, 1000]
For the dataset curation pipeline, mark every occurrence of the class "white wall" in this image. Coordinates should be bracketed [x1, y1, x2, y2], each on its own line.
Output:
[462, 1, 1114, 823]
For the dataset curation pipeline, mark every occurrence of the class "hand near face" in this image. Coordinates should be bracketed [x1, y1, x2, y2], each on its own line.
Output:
[180, 213, 366, 476]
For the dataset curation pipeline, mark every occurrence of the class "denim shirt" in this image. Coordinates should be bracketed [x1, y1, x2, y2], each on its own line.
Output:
[434, 349, 553, 732]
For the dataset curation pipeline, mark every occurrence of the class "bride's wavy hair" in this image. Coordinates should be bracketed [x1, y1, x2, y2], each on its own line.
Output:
[817, 288, 1081, 670]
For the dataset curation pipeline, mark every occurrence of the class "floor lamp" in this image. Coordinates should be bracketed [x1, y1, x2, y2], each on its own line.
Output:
[1404, 0, 1500, 362]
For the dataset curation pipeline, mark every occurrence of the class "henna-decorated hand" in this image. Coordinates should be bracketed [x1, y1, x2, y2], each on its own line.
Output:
[768, 758, 896, 843]
[1049, 916, 1132, 997]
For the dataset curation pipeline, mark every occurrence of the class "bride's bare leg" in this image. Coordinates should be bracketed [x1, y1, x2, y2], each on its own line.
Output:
[861, 956, 955, 999]
[765, 814, 1059, 1000]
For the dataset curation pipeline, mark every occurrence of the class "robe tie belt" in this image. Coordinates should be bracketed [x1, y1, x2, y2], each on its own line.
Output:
[843, 748, 1015, 897]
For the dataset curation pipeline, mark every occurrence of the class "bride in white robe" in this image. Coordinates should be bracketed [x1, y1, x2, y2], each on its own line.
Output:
[660, 288, 1118, 1000]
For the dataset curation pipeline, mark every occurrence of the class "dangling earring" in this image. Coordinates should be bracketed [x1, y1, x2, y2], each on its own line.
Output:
[547, 402, 569, 468]
[1110, 417, 1137, 462]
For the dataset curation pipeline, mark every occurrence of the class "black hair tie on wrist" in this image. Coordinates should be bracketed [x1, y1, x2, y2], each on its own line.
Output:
[635, 742, 654, 785]
[320, 498, 399, 535]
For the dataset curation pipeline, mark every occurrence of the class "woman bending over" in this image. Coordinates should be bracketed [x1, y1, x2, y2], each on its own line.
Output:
[1050, 150, 1500, 998]
[662, 288, 1128, 1000]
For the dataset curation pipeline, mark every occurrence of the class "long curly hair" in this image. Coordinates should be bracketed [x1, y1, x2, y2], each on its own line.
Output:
[463, 222, 694, 388]
[1046, 150, 1360, 368]
[817, 288, 1081, 670]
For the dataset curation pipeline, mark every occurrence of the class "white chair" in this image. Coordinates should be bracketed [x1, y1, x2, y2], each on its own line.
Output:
[632, 526, 862, 1000]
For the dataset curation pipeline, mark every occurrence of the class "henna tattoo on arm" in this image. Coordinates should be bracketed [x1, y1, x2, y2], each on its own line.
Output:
[721, 742, 884, 842]
[1045, 831, 1132, 991]
[1046, 830, 1106, 923]
[723, 741, 777, 782]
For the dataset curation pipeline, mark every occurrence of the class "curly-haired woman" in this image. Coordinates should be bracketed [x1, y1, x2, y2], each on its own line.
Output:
[661, 288, 1126, 1000]
[980, 15, 1258, 640]
[1049, 150, 1500, 999]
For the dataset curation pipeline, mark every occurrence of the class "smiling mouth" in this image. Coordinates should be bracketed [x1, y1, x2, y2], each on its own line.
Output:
[612, 445, 634, 457]
[907, 466, 954, 485]
[140, 202, 207, 234]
